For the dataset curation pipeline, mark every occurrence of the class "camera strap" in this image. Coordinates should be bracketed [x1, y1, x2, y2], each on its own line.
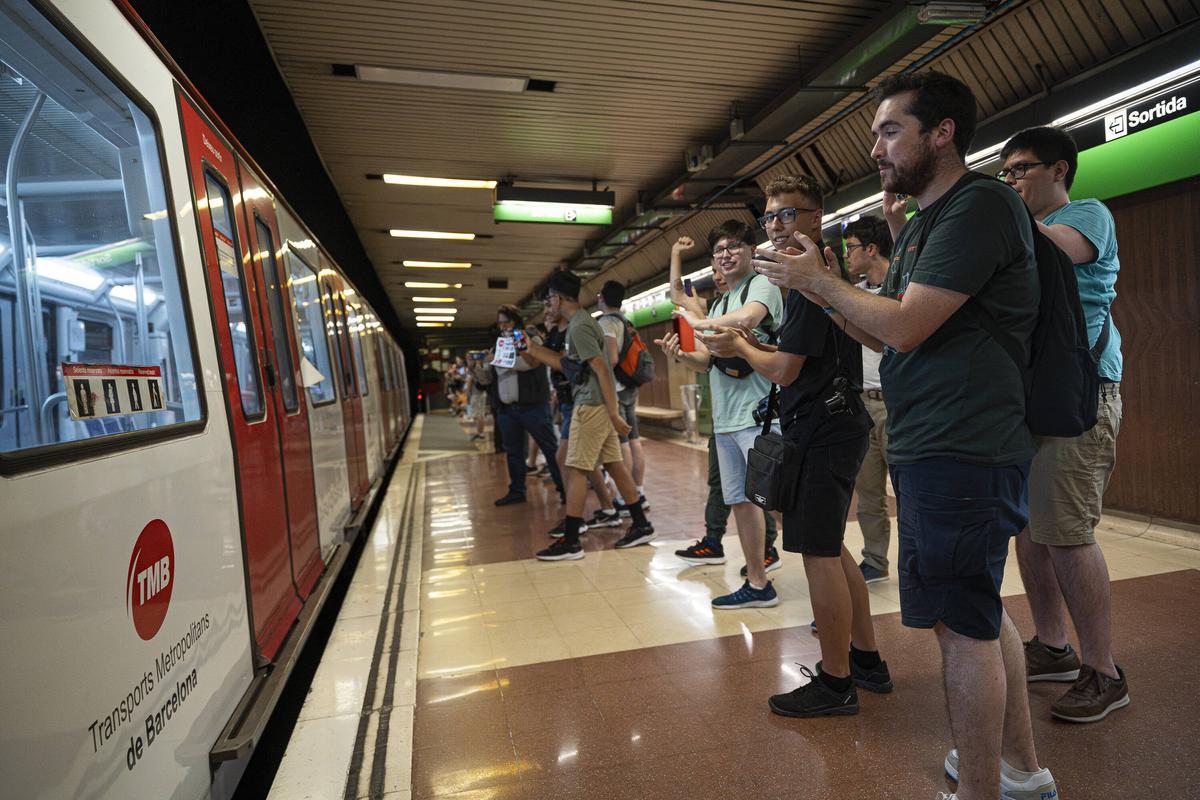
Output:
[761, 383, 779, 436]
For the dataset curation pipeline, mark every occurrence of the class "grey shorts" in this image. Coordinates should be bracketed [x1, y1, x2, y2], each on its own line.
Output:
[1028, 384, 1122, 546]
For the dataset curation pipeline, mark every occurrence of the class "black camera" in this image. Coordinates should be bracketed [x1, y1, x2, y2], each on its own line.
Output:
[752, 393, 776, 425]
[824, 377, 852, 416]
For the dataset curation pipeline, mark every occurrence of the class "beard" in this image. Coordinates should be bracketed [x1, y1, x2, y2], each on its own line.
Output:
[881, 135, 938, 197]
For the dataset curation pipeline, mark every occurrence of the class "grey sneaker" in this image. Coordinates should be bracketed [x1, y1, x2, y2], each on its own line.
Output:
[944, 748, 1059, 800]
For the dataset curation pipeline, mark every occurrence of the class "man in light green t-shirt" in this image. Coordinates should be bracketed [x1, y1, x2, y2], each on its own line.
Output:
[661, 219, 783, 609]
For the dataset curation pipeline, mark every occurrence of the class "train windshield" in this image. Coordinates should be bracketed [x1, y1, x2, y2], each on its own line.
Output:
[0, 0, 201, 456]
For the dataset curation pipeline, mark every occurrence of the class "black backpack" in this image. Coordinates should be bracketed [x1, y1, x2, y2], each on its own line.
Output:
[918, 173, 1108, 438]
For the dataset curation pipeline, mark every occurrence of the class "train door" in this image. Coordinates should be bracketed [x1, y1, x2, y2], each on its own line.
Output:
[178, 98, 298, 661]
[238, 166, 324, 598]
[322, 273, 369, 508]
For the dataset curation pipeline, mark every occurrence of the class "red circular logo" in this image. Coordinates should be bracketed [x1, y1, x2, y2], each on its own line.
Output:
[126, 519, 174, 641]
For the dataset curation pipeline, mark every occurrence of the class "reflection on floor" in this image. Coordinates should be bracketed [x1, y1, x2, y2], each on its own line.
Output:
[270, 416, 1200, 800]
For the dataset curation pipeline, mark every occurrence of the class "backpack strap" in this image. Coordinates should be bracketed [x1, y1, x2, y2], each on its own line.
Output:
[1091, 308, 1112, 360]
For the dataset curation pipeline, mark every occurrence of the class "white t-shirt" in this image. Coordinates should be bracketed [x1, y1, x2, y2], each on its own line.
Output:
[856, 279, 884, 391]
[597, 313, 629, 394]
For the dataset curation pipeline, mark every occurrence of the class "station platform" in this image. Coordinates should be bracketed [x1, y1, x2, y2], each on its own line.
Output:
[267, 412, 1200, 800]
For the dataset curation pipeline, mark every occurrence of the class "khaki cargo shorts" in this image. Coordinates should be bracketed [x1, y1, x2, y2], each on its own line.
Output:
[566, 404, 623, 471]
[1028, 384, 1122, 546]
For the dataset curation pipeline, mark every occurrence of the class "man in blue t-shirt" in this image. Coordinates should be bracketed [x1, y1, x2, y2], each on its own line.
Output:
[1000, 126, 1128, 725]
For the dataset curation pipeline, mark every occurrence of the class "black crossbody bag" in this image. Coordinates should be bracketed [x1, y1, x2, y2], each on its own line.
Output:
[743, 385, 832, 512]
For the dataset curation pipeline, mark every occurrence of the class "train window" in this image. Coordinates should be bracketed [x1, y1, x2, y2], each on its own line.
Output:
[0, 0, 202, 458]
[323, 280, 352, 398]
[203, 173, 262, 418]
[253, 217, 297, 413]
[347, 299, 369, 396]
[283, 251, 335, 405]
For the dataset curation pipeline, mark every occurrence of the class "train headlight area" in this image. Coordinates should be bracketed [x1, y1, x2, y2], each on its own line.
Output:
[2, 0, 1199, 798]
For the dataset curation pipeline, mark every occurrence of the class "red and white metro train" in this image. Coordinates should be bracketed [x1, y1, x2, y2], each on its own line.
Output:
[0, 1, 412, 797]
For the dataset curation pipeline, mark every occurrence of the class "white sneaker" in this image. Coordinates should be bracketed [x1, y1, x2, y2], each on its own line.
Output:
[944, 749, 1059, 800]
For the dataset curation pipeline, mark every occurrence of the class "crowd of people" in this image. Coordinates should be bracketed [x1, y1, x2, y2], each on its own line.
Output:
[466, 70, 1126, 800]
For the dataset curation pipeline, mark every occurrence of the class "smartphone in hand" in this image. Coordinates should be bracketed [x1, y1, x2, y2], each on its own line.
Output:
[683, 278, 693, 297]
[673, 315, 696, 352]
[512, 329, 528, 351]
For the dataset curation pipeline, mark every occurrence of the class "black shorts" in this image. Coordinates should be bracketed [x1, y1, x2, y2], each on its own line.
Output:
[890, 457, 1030, 641]
[781, 435, 868, 557]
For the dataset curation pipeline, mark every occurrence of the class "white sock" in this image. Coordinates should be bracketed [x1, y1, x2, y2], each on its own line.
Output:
[636, 485, 644, 497]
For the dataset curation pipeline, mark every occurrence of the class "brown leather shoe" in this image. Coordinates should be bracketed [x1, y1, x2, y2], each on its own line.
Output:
[1024, 636, 1081, 682]
[1051, 664, 1130, 723]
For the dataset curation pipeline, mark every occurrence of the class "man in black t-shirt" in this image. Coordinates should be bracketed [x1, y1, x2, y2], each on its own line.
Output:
[697, 174, 890, 719]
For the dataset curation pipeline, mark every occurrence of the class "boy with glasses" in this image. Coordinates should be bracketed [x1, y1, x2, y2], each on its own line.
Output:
[698, 176, 890, 717]
[660, 220, 784, 608]
[1000, 126, 1128, 724]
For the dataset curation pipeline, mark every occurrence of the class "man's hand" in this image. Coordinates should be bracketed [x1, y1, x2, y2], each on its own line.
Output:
[693, 324, 742, 357]
[610, 411, 631, 438]
[672, 308, 701, 330]
[753, 233, 840, 292]
[672, 236, 695, 256]
[655, 331, 683, 359]
[882, 190, 909, 236]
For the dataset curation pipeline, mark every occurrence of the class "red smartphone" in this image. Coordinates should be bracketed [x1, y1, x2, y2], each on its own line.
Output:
[672, 315, 696, 352]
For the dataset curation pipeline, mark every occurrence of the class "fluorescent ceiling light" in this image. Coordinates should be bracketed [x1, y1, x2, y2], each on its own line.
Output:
[404, 281, 462, 289]
[35, 257, 103, 291]
[383, 174, 496, 189]
[410, 296, 456, 302]
[495, 200, 612, 211]
[417, 322, 450, 328]
[355, 65, 528, 93]
[416, 315, 456, 323]
[402, 260, 473, 268]
[390, 230, 475, 241]
[413, 307, 458, 314]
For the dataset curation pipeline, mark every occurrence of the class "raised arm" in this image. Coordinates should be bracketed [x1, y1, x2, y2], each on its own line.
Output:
[668, 236, 707, 318]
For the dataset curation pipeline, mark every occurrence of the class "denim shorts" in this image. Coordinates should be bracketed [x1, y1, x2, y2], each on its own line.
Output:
[559, 403, 574, 440]
[715, 423, 779, 505]
[890, 458, 1030, 641]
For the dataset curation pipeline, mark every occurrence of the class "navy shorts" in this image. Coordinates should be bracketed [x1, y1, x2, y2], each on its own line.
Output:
[890, 458, 1030, 640]
[559, 403, 574, 440]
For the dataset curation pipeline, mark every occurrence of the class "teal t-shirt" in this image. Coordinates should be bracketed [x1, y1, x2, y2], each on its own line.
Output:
[1043, 199, 1122, 381]
[566, 309, 611, 406]
[707, 271, 784, 434]
[880, 173, 1039, 466]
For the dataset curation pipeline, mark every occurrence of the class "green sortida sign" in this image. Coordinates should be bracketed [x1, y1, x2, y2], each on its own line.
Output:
[493, 202, 612, 225]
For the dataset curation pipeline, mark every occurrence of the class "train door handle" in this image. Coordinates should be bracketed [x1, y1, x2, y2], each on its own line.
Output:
[261, 348, 277, 389]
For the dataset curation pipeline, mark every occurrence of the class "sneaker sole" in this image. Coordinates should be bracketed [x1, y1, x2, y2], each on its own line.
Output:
[1027, 669, 1081, 682]
[862, 575, 889, 584]
[536, 550, 585, 561]
[853, 676, 894, 694]
[677, 554, 727, 565]
[712, 596, 780, 610]
[767, 697, 858, 718]
[549, 524, 589, 539]
[1050, 692, 1130, 723]
[615, 532, 657, 549]
[588, 518, 622, 528]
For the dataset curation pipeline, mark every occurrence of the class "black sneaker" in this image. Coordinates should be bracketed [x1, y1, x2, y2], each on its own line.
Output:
[586, 509, 622, 528]
[675, 539, 727, 565]
[536, 539, 584, 561]
[817, 657, 894, 694]
[548, 519, 588, 539]
[614, 495, 650, 518]
[740, 546, 782, 577]
[494, 491, 526, 507]
[768, 665, 859, 718]
[615, 522, 656, 549]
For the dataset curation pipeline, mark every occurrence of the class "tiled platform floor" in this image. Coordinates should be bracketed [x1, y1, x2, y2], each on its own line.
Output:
[269, 414, 1200, 800]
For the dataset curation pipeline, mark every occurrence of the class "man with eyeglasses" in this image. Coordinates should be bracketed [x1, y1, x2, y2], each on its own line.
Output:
[999, 126, 1129, 725]
[669, 238, 782, 573]
[660, 220, 784, 609]
[698, 175, 890, 718]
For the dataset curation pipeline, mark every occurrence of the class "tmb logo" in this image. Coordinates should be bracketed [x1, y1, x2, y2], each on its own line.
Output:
[126, 520, 174, 640]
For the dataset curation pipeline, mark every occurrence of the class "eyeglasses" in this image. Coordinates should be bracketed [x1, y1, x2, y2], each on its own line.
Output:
[757, 207, 819, 229]
[844, 243, 867, 254]
[711, 243, 745, 258]
[996, 162, 1053, 181]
